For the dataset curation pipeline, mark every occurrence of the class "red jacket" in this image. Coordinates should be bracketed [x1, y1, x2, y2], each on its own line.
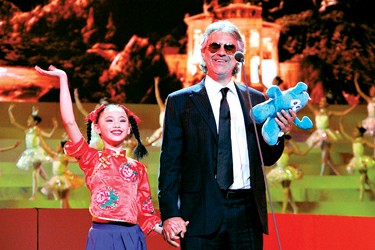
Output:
[65, 138, 160, 235]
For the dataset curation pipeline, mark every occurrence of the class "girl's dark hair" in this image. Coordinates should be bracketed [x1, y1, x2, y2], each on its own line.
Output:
[86, 120, 92, 144]
[357, 126, 367, 137]
[60, 141, 67, 148]
[285, 134, 292, 140]
[86, 107, 105, 144]
[32, 115, 42, 124]
[128, 115, 148, 160]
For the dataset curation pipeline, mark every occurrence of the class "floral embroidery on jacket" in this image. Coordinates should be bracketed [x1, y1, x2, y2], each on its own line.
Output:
[142, 198, 155, 213]
[95, 186, 119, 210]
[119, 162, 138, 182]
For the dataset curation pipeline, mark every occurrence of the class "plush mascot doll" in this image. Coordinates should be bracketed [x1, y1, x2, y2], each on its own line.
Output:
[252, 82, 313, 145]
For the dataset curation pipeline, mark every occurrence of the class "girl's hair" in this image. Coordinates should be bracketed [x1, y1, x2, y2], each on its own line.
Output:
[356, 126, 367, 137]
[60, 140, 67, 148]
[32, 114, 42, 124]
[86, 104, 148, 160]
[199, 20, 245, 76]
[128, 115, 148, 160]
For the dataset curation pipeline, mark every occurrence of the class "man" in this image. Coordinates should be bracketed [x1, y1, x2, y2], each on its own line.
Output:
[158, 20, 295, 249]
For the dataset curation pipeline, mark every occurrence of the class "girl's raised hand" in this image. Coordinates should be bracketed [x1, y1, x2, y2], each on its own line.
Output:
[35, 65, 66, 78]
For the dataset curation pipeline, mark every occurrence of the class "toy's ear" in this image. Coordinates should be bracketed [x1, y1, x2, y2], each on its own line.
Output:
[266, 85, 282, 99]
[294, 82, 308, 92]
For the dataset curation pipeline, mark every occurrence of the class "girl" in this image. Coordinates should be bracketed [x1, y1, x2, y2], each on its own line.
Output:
[306, 96, 358, 175]
[354, 72, 375, 156]
[35, 65, 163, 250]
[42, 140, 84, 208]
[339, 117, 375, 201]
[267, 134, 317, 213]
[8, 104, 58, 200]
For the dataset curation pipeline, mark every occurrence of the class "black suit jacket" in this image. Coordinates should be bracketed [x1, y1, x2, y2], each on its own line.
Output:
[158, 79, 284, 236]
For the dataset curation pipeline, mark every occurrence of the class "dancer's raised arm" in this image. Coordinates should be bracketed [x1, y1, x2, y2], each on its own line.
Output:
[35, 65, 82, 143]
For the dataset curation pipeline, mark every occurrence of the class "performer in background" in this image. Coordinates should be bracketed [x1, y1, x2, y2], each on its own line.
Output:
[8, 104, 58, 200]
[339, 117, 375, 201]
[354, 72, 375, 156]
[307, 96, 358, 175]
[42, 140, 84, 208]
[267, 134, 317, 214]
[158, 20, 295, 250]
[35, 65, 162, 250]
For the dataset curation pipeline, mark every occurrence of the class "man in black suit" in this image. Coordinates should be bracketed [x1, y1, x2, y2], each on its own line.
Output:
[158, 20, 296, 250]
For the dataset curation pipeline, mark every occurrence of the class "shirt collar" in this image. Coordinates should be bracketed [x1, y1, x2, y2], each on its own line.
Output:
[205, 75, 236, 95]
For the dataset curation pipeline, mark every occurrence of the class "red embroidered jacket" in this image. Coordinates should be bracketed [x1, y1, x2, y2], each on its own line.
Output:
[65, 138, 160, 234]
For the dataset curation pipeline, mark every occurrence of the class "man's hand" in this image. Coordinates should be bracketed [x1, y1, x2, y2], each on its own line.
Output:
[162, 217, 189, 248]
[276, 109, 296, 133]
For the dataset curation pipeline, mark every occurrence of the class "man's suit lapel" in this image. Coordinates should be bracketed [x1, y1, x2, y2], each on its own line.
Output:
[190, 80, 218, 143]
[235, 84, 252, 129]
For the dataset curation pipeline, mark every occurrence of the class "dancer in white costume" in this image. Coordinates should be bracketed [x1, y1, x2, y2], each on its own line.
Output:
[8, 104, 58, 200]
[267, 134, 317, 213]
[354, 72, 375, 156]
[339, 117, 375, 201]
[307, 96, 358, 175]
[42, 140, 84, 208]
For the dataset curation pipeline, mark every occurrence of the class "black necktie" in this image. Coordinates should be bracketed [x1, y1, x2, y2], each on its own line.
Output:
[217, 87, 233, 190]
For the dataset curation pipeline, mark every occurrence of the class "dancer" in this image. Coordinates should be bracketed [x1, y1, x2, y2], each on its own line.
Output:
[8, 104, 58, 200]
[339, 117, 375, 201]
[35, 65, 163, 250]
[145, 76, 165, 147]
[267, 134, 317, 213]
[306, 96, 358, 175]
[42, 140, 84, 208]
[354, 72, 375, 156]
[0, 141, 21, 152]
[74, 88, 109, 150]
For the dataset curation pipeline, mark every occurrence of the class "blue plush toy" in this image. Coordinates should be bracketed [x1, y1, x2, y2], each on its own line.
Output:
[252, 82, 313, 146]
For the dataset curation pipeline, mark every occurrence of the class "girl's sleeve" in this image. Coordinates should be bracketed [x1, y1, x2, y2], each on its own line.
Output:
[136, 163, 161, 235]
[64, 137, 96, 178]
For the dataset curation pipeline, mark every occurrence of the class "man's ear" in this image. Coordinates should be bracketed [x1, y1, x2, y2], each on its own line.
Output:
[93, 123, 101, 135]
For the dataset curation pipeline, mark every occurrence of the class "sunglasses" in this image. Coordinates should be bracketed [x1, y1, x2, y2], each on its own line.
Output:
[207, 42, 237, 55]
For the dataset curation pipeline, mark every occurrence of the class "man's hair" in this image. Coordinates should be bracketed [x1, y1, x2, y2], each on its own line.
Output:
[199, 20, 245, 76]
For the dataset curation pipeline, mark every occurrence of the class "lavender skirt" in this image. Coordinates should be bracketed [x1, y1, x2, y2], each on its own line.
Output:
[86, 222, 146, 250]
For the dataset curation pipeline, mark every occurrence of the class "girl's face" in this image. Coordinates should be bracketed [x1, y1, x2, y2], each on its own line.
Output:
[27, 116, 35, 126]
[94, 106, 130, 148]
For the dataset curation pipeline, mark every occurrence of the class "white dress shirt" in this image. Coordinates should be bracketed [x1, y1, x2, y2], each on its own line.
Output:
[205, 76, 251, 189]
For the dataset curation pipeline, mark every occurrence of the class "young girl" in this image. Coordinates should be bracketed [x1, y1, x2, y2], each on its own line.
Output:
[339, 117, 375, 201]
[267, 134, 317, 214]
[8, 104, 58, 200]
[42, 140, 84, 208]
[354, 72, 375, 156]
[306, 96, 358, 175]
[35, 65, 163, 250]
